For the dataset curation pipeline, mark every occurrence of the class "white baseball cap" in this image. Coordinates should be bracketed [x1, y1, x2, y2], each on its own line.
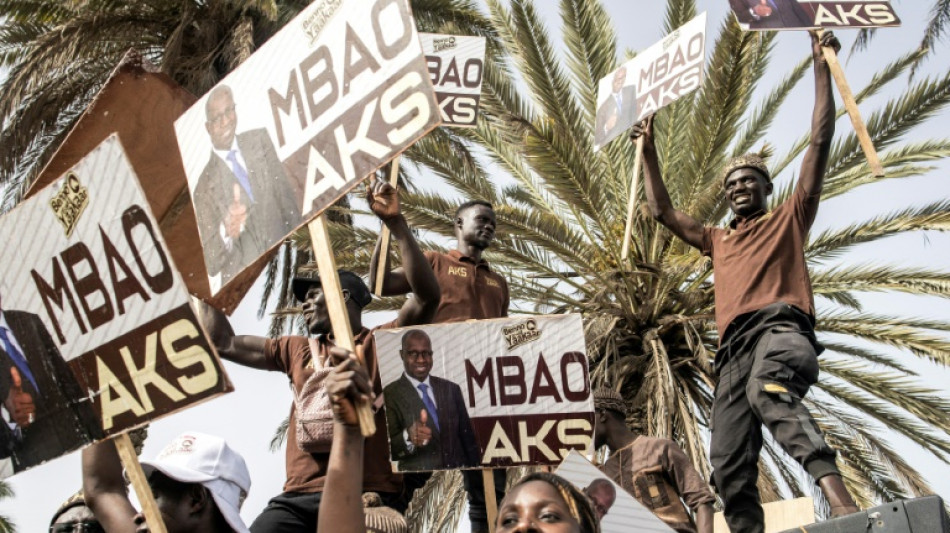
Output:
[140, 432, 251, 533]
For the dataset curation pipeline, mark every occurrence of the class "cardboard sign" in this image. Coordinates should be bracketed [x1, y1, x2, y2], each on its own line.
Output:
[0, 136, 232, 477]
[555, 451, 675, 532]
[594, 13, 707, 150]
[175, 0, 440, 295]
[374, 315, 594, 472]
[420, 33, 487, 127]
[729, 0, 900, 30]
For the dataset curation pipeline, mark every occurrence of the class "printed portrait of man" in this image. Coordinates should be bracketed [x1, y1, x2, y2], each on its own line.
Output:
[729, 0, 813, 29]
[383, 329, 480, 472]
[0, 292, 101, 473]
[193, 84, 302, 286]
[583, 478, 618, 523]
[595, 65, 638, 149]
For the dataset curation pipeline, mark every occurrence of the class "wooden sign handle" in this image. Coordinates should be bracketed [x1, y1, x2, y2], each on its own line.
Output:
[115, 432, 168, 533]
[483, 469, 499, 533]
[373, 157, 401, 296]
[620, 136, 645, 260]
[308, 215, 376, 436]
[819, 31, 885, 178]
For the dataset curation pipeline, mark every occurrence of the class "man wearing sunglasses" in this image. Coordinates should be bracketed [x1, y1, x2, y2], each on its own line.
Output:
[198, 176, 440, 532]
[49, 492, 103, 533]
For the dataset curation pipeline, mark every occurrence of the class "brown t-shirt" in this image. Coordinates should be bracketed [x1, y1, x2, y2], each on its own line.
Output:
[702, 185, 819, 338]
[265, 325, 402, 494]
[603, 436, 715, 533]
[426, 250, 509, 322]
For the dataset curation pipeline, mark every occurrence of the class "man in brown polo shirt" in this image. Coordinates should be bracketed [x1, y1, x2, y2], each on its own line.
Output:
[593, 389, 713, 533]
[371, 199, 508, 532]
[633, 32, 858, 533]
[198, 177, 441, 532]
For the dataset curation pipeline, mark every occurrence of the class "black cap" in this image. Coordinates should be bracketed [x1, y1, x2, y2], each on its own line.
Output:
[292, 269, 372, 308]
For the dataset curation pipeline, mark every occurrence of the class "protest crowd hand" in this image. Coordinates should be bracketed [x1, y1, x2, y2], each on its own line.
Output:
[327, 346, 373, 427]
[408, 409, 432, 447]
[5, 368, 35, 428]
[630, 115, 654, 146]
[811, 30, 841, 63]
[366, 176, 401, 223]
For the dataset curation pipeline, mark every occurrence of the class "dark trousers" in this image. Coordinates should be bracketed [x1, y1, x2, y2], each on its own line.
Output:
[710, 303, 839, 533]
[250, 490, 407, 532]
[463, 469, 507, 531]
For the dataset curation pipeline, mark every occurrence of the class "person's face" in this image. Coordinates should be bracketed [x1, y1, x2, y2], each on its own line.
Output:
[497, 481, 582, 533]
[400, 334, 433, 382]
[134, 473, 199, 533]
[302, 285, 332, 335]
[612, 68, 626, 93]
[723, 167, 772, 218]
[51, 505, 102, 533]
[456, 205, 497, 250]
[593, 411, 608, 449]
[584, 485, 615, 521]
[205, 91, 237, 151]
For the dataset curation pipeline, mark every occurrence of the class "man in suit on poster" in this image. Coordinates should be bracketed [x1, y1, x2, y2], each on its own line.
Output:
[729, 0, 813, 29]
[595, 66, 638, 148]
[194, 84, 301, 285]
[0, 292, 101, 472]
[384, 329, 480, 472]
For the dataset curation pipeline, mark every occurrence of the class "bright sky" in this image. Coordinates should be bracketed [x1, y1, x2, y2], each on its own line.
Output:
[2, 1, 949, 532]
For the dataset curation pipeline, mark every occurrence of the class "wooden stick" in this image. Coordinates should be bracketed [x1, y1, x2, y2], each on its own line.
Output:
[308, 215, 376, 436]
[483, 469, 498, 533]
[820, 33, 885, 178]
[373, 157, 401, 296]
[620, 136, 645, 260]
[115, 433, 168, 533]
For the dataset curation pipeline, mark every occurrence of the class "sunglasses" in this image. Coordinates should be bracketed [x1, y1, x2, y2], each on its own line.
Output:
[50, 522, 105, 533]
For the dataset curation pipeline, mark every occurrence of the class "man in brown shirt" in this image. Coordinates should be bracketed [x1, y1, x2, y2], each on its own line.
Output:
[594, 389, 714, 533]
[199, 177, 441, 532]
[633, 33, 858, 533]
[371, 199, 508, 532]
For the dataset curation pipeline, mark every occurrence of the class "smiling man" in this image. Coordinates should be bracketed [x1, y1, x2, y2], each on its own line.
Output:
[633, 33, 858, 533]
[194, 84, 301, 284]
[383, 329, 479, 471]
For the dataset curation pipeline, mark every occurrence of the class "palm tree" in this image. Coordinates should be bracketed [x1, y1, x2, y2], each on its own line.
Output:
[853, 0, 948, 73]
[313, 0, 950, 526]
[0, 479, 15, 532]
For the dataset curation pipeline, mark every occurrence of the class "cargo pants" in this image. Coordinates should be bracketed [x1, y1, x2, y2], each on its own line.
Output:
[710, 303, 840, 533]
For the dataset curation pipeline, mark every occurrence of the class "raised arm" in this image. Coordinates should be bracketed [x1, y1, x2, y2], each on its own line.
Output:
[317, 346, 372, 533]
[82, 439, 138, 533]
[193, 298, 278, 371]
[634, 116, 704, 249]
[798, 31, 839, 197]
[366, 178, 441, 327]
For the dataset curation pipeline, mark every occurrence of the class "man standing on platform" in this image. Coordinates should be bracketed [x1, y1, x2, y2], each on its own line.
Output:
[593, 389, 713, 533]
[371, 198, 508, 533]
[199, 177, 440, 531]
[633, 32, 859, 533]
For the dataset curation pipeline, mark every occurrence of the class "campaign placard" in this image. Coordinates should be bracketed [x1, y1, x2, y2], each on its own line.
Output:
[420, 33, 487, 127]
[594, 13, 706, 150]
[0, 136, 232, 477]
[729, 0, 900, 30]
[175, 0, 440, 295]
[374, 315, 594, 472]
[555, 451, 675, 532]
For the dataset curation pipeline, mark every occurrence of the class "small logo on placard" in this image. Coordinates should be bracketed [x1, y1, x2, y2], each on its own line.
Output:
[503, 319, 541, 351]
[49, 171, 89, 237]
